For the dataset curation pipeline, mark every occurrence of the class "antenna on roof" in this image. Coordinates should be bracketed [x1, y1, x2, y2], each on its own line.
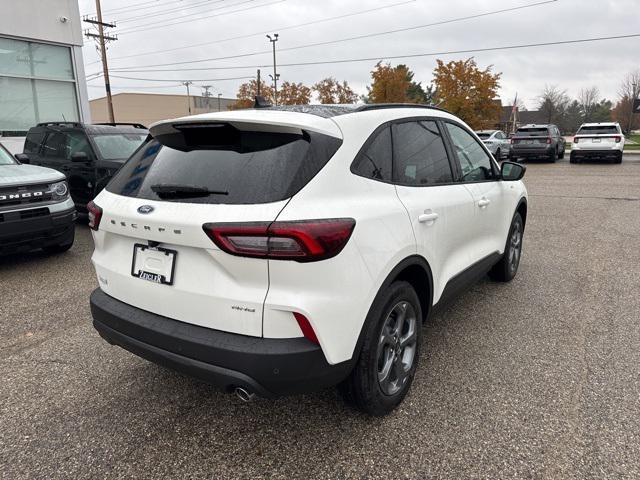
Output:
[254, 96, 272, 108]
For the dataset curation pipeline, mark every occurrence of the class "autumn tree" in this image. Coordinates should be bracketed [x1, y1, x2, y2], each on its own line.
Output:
[230, 79, 274, 109]
[277, 81, 312, 105]
[367, 62, 411, 103]
[611, 70, 640, 133]
[313, 77, 358, 104]
[433, 58, 501, 129]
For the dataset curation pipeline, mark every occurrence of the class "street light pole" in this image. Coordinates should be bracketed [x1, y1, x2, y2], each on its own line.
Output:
[182, 81, 193, 114]
[628, 82, 637, 135]
[217, 93, 222, 112]
[266, 34, 279, 105]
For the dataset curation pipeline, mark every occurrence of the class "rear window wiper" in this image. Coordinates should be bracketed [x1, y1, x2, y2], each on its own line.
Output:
[150, 183, 229, 198]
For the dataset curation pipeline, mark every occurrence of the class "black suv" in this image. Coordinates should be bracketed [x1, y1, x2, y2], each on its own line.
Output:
[17, 123, 148, 212]
[509, 124, 566, 162]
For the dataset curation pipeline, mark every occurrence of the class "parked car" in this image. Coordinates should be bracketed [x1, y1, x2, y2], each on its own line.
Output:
[88, 104, 528, 416]
[475, 129, 511, 160]
[509, 124, 566, 162]
[17, 122, 148, 212]
[0, 141, 75, 255]
[570, 122, 624, 164]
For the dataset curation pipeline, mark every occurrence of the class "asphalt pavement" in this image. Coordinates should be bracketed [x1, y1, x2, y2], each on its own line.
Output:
[1, 155, 639, 479]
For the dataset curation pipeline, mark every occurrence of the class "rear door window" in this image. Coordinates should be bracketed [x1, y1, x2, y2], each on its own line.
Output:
[107, 128, 342, 205]
[392, 121, 453, 186]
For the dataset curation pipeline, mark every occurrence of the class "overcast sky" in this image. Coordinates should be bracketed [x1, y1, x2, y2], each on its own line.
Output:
[79, 0, 640, 109]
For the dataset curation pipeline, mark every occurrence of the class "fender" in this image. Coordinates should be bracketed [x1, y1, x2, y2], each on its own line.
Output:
[349, 255, 433, 363]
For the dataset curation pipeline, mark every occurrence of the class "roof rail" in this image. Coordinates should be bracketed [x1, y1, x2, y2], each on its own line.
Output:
[355, 103, 450, 114]
[93, 122, 147, 129]
[36, 122, 82, 127]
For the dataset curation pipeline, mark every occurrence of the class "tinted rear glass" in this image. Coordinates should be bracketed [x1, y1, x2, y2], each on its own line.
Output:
[515, 128, 548, 136]
[107, 130, 342, 204]
[24, 131, 45, 154]
[577, 125, 619, 135]
[476, 133, 491, 139]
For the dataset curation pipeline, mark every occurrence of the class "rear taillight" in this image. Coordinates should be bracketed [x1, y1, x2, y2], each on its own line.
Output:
[510, 138, 515, 144]
[614, 136, 621, 143]
[203, 218, 356, 262]
[573, 137, 579, 143]
[546, 137, 552, 144]
[87, 201, 103, 231]
[293, 312, 319, 344]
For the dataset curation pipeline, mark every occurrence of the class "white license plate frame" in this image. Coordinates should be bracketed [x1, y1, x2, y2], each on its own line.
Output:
[131, 244, 177, 285]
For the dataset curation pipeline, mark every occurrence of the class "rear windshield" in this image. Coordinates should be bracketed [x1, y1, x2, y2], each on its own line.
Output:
[515, 128, 548, 136]
[92, 133, 147, 161]
[476, 133, 492, 139]
[106, 129, 342, 204]
[577, 125, 619, 135]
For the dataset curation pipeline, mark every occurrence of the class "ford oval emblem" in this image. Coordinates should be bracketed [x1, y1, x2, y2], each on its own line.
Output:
[137, 205, 154, 214]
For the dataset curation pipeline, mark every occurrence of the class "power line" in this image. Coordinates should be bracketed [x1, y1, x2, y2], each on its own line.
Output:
[109, 0, 557, 71]
[103, 0, 416, 62]
[86, 0, 201, 17]
[116, 0, 284, 35]
[116, 0, 227, 23]
[108, 74, 255, 82]
[105, 33, 640, 74]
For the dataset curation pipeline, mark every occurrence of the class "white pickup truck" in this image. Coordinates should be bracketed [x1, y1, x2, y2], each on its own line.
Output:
[0, 142, 76, 255]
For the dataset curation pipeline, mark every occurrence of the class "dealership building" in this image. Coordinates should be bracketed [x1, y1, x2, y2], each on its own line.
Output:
[0, 0, 90, 152]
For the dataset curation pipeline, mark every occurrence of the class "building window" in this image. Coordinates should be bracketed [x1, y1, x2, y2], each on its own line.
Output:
[0, 37, 79, 134]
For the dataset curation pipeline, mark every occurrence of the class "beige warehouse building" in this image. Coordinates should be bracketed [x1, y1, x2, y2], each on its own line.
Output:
[90, 92, 236, 127]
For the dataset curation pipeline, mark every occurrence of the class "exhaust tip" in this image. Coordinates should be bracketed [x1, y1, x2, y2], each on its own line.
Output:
[234, 387, 255, 403]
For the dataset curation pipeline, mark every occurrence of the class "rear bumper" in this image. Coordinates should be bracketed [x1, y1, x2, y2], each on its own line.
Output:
[511, 146, 553, 158]
[0, 205, 76, 254]
[90, 288, 353, 397]
[570, 149, 622, 160]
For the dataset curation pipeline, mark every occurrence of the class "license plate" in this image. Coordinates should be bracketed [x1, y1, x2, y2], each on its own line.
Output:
[131, 244, 177, 285]
[525, 140, 534, 144]
[592, 138, 601, 143]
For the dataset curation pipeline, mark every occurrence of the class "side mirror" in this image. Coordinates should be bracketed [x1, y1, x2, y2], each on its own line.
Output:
[15, 153, 30, 164]
[501, 161, 526, 181]
[71, 151, 90, 163]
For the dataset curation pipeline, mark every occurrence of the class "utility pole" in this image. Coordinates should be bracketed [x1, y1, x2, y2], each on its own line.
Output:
[84, 0, 117, 122]
[201, 85, 212, 111]
[217, 93, 222, 112]
[182, 81, 193, 114]
[256, 69, 261, 97]
[628, 82, 638, 135]
[266, 34, 279, 106]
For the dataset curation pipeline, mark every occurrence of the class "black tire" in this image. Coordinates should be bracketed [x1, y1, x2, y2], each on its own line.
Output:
[569, 152, 579, 164]
[339, 281, 422, 416]
[548, 148, 557, 163]
[558, 147, 565, 159]
[489, 212, 524, 282]
[614, 151, 622, 164]
[495, 148, 501, 161]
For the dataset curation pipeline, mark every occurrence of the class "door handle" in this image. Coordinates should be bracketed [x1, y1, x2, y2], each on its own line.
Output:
[478, 198, 491, 208]
[418, 212, 439, 223]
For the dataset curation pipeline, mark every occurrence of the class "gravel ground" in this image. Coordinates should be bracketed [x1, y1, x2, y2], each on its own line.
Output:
[1, 156, 639, 479]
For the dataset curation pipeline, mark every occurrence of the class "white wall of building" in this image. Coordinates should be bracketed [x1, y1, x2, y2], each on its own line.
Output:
[0, 0, 90, 153]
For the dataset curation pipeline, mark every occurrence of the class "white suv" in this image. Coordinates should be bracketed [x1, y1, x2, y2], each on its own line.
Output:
[571, 122, 624, 163]
[88, 104, 528, 416]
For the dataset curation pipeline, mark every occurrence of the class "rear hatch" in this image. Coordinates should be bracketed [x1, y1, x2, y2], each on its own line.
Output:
[90, 112, 342, 337]
[574, 125, 622, 149]
[511, 127, 550, 149]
